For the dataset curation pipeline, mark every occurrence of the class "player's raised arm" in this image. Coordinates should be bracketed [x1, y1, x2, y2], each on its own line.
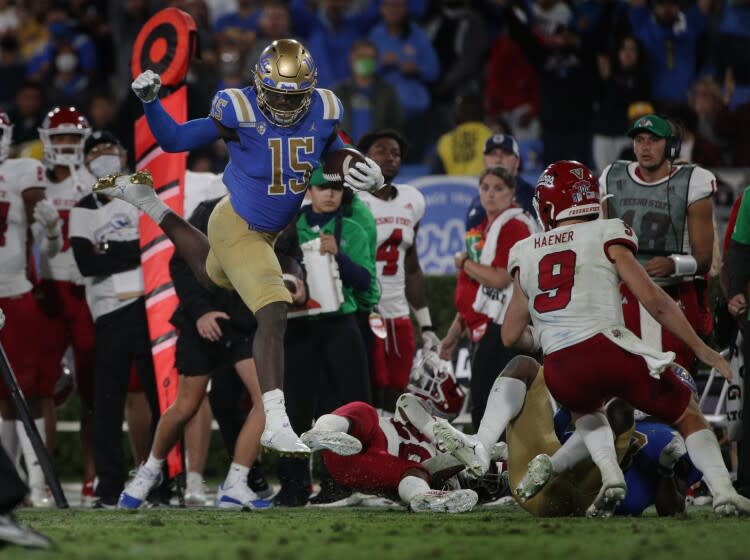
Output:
[608, 243, 731, 380]
[132, 70, 222, 152]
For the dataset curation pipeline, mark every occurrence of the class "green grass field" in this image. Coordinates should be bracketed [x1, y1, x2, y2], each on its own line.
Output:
[4, 506, 749, 560]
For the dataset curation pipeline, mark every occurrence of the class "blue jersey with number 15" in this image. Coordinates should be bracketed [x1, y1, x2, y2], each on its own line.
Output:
[209, 86, 344, 231]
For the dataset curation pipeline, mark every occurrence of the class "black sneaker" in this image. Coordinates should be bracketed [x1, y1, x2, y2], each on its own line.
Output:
[272, 486, 310, 507]
[0, 514, 52, 548]
[309, 481, 355, 507]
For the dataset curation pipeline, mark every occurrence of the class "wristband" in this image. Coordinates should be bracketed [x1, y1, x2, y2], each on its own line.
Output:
[460, 255, 470, 269]
[414, 306, 432, 330]
[669, 254, 698, 277]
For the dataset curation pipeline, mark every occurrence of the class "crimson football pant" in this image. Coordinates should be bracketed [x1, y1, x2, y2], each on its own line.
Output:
[371, 316, 416, 390]
[543, 334, 692, 423]
[37, 280, 95, 401]
[0, 292, 45, 400]
[322, 401, 428, 497]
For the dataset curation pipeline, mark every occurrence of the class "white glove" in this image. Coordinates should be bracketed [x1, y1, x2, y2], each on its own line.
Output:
[0, 307, 5, 330]
[422, 329, 441, 352]
[33, 199, 60, 235]
[131, 69, 161, 103]
[344, 157, 385, 192]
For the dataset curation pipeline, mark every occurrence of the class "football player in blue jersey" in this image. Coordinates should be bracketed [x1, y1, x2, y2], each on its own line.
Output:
[93, 39, 385, 506]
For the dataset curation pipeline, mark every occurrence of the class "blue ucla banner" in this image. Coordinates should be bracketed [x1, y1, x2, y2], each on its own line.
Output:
[411, 176, 478, 275]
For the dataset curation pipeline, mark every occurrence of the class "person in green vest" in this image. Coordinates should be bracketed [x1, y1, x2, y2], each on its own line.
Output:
[274, 175, 380, 508]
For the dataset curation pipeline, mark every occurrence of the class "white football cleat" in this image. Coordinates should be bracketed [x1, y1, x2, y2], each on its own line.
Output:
[93, 170, 157, 207]
[514, 453, 554, 502]
[585, 481, 627, 518]
[118, 463, 162, 509]
[28, 485, 52, 508]
[0, 514, 52, 548]
[184, 472, 209, 507]
[713, 492, 750, 516]
[261, 414, 310, 455]
[409, 489, 478, 513]
[216, 483, 272, 510]
[300, 429, 362, 456]
[432, 419, 489, 478]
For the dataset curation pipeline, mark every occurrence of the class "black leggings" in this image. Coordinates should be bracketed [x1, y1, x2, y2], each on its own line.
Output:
[469, 323, 521, 430]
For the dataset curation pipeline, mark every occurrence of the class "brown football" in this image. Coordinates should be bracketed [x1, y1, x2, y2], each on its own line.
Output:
[322, 147, 367, 185]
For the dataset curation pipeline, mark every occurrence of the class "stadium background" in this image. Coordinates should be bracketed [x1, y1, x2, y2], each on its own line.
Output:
[0, 0, 747, 505]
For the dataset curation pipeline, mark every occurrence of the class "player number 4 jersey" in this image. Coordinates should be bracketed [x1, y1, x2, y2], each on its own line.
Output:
[0, 158, 45, 297]
[508, 218, 638, 354]
[359, 184, 425, 318]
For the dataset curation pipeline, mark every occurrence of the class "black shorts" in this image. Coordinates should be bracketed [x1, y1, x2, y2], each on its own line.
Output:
[174, 325, 254, 377]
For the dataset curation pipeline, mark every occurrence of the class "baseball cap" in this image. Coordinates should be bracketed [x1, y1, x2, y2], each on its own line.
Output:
[84, 130, 122, 155]
[483, 133, 519, 157]
[627, 114, 672, 138]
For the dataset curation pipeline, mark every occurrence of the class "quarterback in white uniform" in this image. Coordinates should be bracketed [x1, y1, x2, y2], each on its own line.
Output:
[499, 160, 750, 517]
[0, 109, 62, 507]
[357, 129, 438, 412]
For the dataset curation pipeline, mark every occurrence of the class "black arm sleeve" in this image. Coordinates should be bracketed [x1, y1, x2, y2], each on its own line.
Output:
[727, 239, 750, 297]
[71, 237, 141, 277]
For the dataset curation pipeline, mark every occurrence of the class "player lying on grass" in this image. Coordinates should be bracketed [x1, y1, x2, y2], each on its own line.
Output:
[437, 160, 749, 516]
[299, 354, 483, 513]
[434, 355, 701, 517]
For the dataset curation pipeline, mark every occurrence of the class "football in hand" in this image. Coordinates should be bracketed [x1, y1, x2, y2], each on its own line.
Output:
[322, 147, 367, 186]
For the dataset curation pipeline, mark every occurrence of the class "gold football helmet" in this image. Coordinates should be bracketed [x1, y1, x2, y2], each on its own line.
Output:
[254, 39, 317, 127]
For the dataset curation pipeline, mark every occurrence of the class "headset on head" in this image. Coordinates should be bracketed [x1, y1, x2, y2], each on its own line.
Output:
[662, 116, 682, 161]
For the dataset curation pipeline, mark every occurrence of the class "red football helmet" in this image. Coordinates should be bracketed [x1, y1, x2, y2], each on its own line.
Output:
[38, 106, 91, 167]
[407, 350, 466, 421]
[533, 160, 601, 231]
[0, 109, 13, 162]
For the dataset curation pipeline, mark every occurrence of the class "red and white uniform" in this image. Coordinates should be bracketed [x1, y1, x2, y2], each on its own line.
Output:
[322, 400, 437, 496]
[508, 218, 692, 423]
[359, 185, 425, 390]
[600, 162, 715, 369]
[0, 158, 47, 399]
[37, 168, 96, 400]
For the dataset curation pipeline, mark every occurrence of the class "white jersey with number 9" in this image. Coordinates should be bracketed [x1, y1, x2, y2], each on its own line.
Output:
[508, 218, 639, 355]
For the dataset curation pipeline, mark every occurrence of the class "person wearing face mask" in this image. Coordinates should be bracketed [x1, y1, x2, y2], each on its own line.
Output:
[68, 131, 161, 508]
[333, 40, 404, 145]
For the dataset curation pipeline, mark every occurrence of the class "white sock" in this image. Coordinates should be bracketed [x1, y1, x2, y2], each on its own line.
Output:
[549, 431, 589, 474]
[141, 196, 171, 224]
[476, 377, 527, 450]
[685, 429, 735, 498]
[398, 475, 431, 503]
[145, 453, 164, 473]
[314, 414, 350, 433]
[397, 396, 437, 441]
[262, 389, 288, 426]
[17, 419, 46, 487]
[186, 471, 204, 487]
[0, 418, 19, 462]
[574, 413, 622, 485]
[224, 462, 250, 488]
